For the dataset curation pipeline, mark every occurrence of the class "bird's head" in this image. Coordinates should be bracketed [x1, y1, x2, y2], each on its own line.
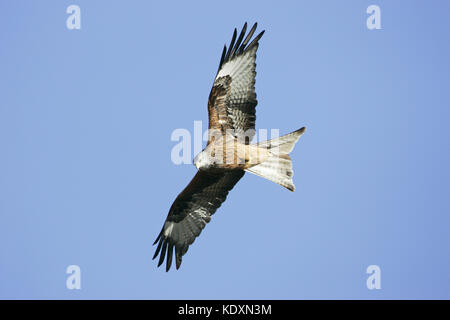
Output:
[193, 151, 211, 171]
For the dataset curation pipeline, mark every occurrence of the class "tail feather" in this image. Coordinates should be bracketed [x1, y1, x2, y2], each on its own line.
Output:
[257, 127, 305, 154]
[245, 127, 305, 191]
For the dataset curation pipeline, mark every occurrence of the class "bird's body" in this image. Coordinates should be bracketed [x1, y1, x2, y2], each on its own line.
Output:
[153, 23, 306, 271]
[194, 133, 272, 171]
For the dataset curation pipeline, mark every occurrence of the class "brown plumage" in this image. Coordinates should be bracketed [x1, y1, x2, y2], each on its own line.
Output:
[153, 23, 306, 271]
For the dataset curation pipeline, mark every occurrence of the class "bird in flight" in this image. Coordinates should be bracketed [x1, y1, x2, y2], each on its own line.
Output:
[153, 22, 306, 271]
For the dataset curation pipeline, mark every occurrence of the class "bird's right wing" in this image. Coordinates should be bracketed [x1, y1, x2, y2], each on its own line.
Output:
[207, 23, 265, 143]
[153, 170, 245, 271]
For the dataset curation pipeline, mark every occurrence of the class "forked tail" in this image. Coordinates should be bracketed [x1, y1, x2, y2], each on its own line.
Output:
[245, 127, 306, 191]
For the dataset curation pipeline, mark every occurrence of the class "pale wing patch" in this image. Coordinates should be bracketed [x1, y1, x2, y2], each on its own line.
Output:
[216, 46, 257, 80]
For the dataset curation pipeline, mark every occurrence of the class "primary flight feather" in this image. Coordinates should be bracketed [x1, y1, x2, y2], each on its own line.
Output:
[153, 22, 306, 271]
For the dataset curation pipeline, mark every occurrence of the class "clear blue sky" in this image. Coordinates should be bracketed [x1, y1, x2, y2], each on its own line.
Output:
[1, 0, 450, 299]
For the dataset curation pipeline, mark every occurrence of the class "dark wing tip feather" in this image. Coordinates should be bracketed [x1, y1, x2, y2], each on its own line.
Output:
[217, 22, 264, 71]
[237, 22, 257, 55]
[152, 237, 163, 260]
[166, 243, 174, 272]
[153, 230, 162, 245]
[224, 28, 237, 62]
[229, 23, 247, 59]
[246, 30, 265, 51]
[175, 246, 182, 269]
[157, 240, 168, 267]
[153, 235, 177, 272]
[218, 45, 227, 72]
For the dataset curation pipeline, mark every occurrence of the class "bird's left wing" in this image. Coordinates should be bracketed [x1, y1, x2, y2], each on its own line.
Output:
[153, 170, 244, 271]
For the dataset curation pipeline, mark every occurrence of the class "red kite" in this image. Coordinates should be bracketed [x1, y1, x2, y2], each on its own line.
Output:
[153, 23, 306, 271]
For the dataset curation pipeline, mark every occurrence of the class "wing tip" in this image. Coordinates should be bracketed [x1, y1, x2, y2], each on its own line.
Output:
[153, 234, 183, 272]
[157, 240, 167, 267]
[217, 22, 265, 71]
[152, 236, 163, 260]
[152, 230, 162, 246]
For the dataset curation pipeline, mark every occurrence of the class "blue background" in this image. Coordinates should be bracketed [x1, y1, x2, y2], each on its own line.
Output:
[1, 0, 449, 299]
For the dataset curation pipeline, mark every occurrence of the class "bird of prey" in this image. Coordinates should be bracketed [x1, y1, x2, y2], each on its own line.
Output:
[153, 22, 306, 271]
